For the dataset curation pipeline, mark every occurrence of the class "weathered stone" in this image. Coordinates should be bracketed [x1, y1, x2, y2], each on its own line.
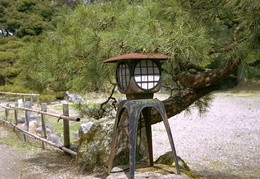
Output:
[47, 132, 63, 147]
[76, 118, 114, 171]
[17, 115, 53, 137]
[17, 115, 42, 123]
[65, 91, 84, 102]
[74, 122, 94, 141]
[155, 152, 203, 178]
[17, 123, 23, 129]
[155, 152, 190, 171]
[74, 131, 79, 141]
[35, 126, 52, 136]
[17, 116, 25, 123]
[78, 122, 94, 139]
[40, 119, 53, 130]
[18, 120, 40, 135]
[28, 120, 39, 134]
[69, 143, 79, 152]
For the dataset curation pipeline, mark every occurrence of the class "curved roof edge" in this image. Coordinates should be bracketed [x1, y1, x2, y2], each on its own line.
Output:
[103, 53, 173, 63]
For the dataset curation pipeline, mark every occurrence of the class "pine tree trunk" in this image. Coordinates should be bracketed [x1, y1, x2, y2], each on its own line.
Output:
[150, 57, 241, 124]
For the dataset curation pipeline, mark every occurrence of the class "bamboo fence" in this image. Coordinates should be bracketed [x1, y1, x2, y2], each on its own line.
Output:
[0, 101, 80, 156]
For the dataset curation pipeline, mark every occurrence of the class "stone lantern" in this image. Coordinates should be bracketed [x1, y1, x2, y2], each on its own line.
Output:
[104, 53, 180, 179]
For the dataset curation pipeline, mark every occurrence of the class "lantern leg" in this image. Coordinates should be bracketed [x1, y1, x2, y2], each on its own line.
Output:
[128, 107, 140, 179]
[157, 103, 181, 175]
[142, 108, 154, 166]
[108, 101, 127, 174]
[107, 114, 120, 174]
[163, 118, 180, 174]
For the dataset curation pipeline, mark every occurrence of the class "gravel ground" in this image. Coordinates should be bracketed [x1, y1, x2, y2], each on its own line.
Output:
[0, 93, 259, 178]
[152, 94, 260, 178]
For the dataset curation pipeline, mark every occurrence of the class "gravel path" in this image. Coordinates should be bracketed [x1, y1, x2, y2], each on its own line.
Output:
[152, 94, 260, 178]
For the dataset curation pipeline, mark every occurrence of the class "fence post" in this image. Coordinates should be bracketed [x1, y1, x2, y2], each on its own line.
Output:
[30, 96, 32, 105]
[14, 102, 18, 125]
[63, 103, 70, 148]
[41, 103, 47, 149]
[13, 102, 18, 132]
[24, 101, 32, 141]
[23, 97, 26, 106]
[4, 103, 9, 121]
[24, 101, 31, 131]
[37, 96, 40, 106]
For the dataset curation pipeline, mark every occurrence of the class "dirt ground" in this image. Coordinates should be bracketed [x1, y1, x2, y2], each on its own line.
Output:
[0, 124, 105, 179]
[0, 87, 259, 178]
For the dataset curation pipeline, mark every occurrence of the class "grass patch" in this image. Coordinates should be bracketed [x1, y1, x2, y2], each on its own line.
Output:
[69, 122, 82, 140]
[52, 104, 63, 112]
[47, 116, 83, 141]
[51, 103, 79, 112]
[0, 124, 35, 149]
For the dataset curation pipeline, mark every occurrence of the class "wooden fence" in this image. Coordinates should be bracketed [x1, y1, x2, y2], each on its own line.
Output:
[0, 101, 80, 156]
[0, 92, 40, 105]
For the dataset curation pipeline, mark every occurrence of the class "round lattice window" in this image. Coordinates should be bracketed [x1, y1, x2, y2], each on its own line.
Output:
[116, 61, 130, 91]
[134, 60, 160, 90]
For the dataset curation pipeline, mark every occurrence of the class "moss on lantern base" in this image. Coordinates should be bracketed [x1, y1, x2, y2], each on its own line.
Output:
[155, 152, 203, 178]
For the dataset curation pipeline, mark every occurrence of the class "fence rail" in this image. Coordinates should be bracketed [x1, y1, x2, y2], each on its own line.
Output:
[0, 101, 80, 156]
[0, 92, 40, 96]
[0, 91, 40, 106]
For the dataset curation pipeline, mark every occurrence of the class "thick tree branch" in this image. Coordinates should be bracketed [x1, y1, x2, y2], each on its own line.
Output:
[173, 57, 241, 89]
[150, 85, 220, 125]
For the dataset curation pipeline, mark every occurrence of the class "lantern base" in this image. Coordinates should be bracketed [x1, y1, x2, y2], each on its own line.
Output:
[108, 99, 180, 179]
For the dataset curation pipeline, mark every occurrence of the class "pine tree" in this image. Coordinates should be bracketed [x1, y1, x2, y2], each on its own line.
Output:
[19, 0, 259, 96]
[0, 0, 60, 89]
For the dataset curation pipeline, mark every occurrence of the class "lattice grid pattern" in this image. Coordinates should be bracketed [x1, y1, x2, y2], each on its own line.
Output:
[134, 60, 160, 90]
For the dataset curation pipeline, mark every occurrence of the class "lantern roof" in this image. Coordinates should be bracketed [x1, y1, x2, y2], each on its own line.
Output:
[103, 53, 173, 63]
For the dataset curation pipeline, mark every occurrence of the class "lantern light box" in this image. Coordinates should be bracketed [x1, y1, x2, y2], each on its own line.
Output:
[104, 53, 171, 99]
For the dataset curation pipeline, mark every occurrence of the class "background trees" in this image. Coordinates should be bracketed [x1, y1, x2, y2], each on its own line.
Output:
[18, 0, 259, 90]
[0, 0, 57, 38]
[1, 0, 259, 107]
[0, 0, 61, 90]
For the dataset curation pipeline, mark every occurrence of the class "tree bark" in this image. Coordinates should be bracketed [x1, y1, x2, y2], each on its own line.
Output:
[172, 58, 241, 89]
[149, 57, 241, 125]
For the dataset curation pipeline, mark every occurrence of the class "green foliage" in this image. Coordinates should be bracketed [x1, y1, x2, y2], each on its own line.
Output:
[39, 94, 56, 104]
[77, 102, 114, 119]
[0, 0, 62, 90]
[247, 65, 260, 79]
[0, 0, 58, 38]
[3, 0, 260, 94]
[0, 39, 25, 85]
[0, 84, 35, 93]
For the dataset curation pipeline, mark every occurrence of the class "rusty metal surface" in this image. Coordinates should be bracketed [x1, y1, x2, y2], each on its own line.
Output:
[108, 99, 180, 179]
[142, 108, 154, 166]
[103, 53, 173, 63]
